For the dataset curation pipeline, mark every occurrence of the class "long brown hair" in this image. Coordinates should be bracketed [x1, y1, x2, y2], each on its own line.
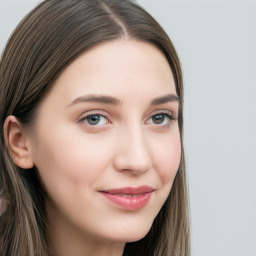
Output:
[0, 0, 190, 255]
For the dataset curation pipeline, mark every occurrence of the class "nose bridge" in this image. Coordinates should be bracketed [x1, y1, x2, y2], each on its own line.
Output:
[114, 122, 151, 174]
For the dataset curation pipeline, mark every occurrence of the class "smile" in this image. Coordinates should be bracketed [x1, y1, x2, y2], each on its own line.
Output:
[99, 186, 155, 210]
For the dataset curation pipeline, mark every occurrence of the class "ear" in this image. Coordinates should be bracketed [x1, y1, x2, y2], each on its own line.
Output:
[4, 115, 34, 169]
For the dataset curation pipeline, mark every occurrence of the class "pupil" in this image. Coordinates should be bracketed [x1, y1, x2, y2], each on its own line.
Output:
[88, 115, 100, 125]
[153, 114, 164, 124]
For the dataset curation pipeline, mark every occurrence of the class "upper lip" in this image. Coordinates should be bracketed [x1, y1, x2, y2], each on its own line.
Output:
[100, 185, 155, 195]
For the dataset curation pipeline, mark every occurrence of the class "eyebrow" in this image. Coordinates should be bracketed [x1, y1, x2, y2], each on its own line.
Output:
[67, 93, 179, 107]
[67, 95, 122, 107]
[150, 94, 180, 105]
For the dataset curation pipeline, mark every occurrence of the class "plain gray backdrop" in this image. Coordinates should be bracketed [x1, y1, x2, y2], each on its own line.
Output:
[0, 1, 255, 255]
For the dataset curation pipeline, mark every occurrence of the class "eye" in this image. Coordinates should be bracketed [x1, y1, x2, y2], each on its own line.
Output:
[81, 114, 109, 126]
[148, 113, 174, 125]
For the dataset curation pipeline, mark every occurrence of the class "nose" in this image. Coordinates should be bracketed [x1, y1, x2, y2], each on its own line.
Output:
[113, 126, 152, 175]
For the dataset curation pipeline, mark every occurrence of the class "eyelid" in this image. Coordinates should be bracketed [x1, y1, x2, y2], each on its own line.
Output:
[77, 110, 112, 129]
[148, 109, 177, 119]
[145, 109, 177, 127]
[77, 110, 110, 122]
[147, 113, 173, 123]
[76, 108, 177, 127]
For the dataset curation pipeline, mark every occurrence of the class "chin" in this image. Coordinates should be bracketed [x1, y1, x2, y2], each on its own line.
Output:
[124, 231, 150, 243]
[106, 219, 153, 243]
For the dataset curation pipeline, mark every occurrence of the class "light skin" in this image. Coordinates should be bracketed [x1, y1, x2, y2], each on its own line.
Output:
[5, 39, 181, 256]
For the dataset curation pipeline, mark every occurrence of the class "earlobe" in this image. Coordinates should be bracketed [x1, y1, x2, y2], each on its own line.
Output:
[4, 115, 34, 169]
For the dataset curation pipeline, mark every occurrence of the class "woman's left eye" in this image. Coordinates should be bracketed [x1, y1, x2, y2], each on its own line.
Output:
[147, 113, 174, 125]
[81, 114, 109, 126]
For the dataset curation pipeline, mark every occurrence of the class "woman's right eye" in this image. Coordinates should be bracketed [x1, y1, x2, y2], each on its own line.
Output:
[80, 114, 109, 126]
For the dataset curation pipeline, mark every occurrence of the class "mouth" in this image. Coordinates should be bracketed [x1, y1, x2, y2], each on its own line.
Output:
[99, 186, 155, 210]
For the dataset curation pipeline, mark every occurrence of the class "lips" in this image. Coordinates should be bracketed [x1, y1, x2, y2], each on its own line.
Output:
[99, 186, 155, 210]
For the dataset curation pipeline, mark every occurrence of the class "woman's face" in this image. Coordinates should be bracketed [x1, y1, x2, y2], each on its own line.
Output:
[29, 39, 181, 245]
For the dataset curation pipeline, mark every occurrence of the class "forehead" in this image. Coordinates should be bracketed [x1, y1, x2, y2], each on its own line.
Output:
[41, 39, 177, 108]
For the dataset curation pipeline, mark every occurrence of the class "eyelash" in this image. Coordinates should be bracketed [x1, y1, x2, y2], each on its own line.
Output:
[80, 114, 110, 126]
[78, 111, 176, 127]
[146, 113, 175, 126]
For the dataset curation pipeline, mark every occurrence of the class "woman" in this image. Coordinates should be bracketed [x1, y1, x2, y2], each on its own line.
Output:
[0, 0, 190, 255]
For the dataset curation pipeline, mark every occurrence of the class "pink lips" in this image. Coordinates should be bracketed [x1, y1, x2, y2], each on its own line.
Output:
[99, 186, 155, 210]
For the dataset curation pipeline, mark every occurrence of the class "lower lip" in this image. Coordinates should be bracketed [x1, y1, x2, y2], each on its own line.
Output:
[100, 192, 153, 210]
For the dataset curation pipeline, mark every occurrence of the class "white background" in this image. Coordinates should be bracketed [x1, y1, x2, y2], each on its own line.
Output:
[1, 1, 256, 255]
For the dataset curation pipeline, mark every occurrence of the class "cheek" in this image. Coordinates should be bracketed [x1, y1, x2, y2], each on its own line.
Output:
[151, 132, 181, 184]
[32, 127, 113, 194]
